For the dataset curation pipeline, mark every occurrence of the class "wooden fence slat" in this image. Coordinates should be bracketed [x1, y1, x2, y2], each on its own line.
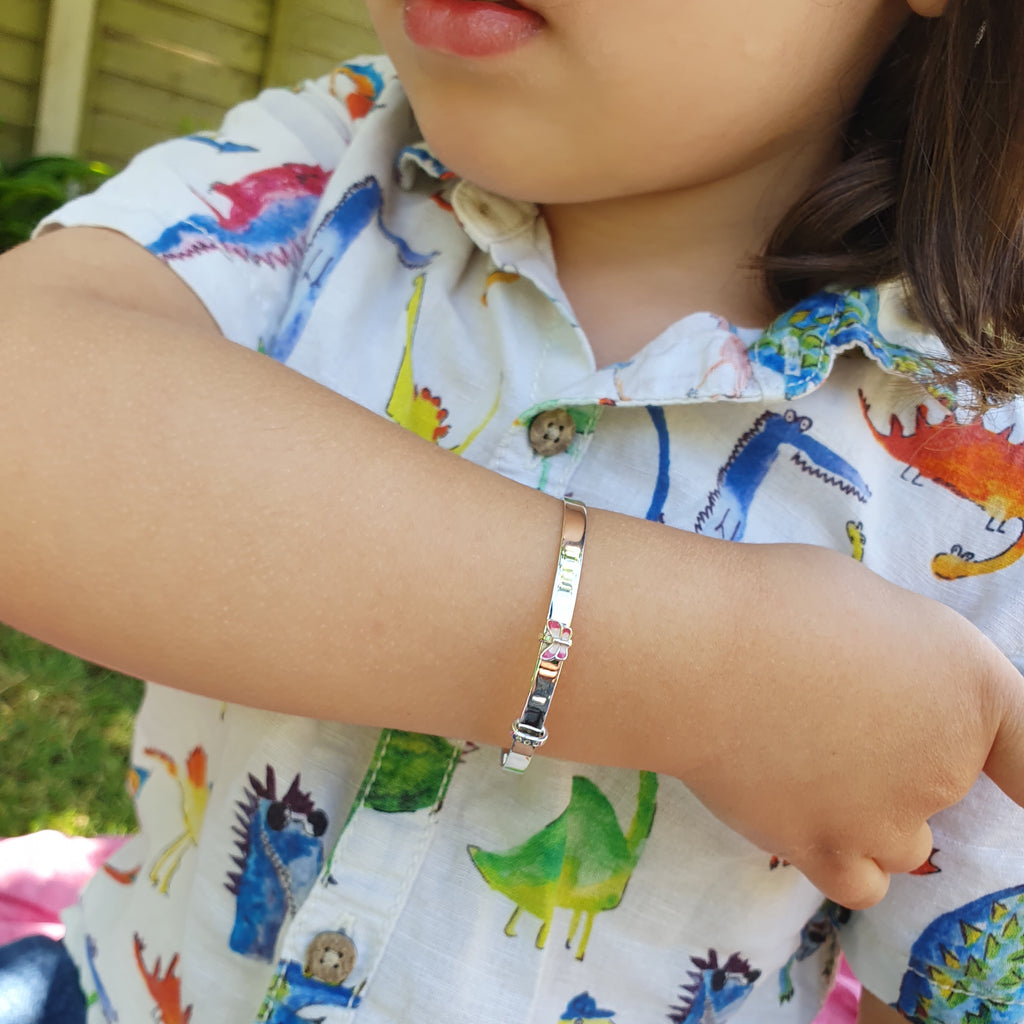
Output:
[0, 77, 36, 130]
[264, 0, 380, 87]
[293, 0, 375, 21]
[35, 0, 99, 155]
[0, 0, 48, 43]
[287, 0, 377, 41]
[94, 32, 260, 108]
[156, 0, 273, 36]
[0, 122, 34, 165]
[285, 13, 379, 63]
[101, 0, 266, 74]
[87, 108, 179, 166]
[0, 32, 42, 87]
[266, 36, 380, 89]
[92, 73, 226, 134]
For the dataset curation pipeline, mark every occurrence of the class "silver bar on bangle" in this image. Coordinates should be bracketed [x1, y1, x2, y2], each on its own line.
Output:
[501, 498, 587, 773]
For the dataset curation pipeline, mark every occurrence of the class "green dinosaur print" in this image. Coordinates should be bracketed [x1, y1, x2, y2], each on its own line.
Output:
[468, 771, 658, 961]
[343, 729, 461, 830]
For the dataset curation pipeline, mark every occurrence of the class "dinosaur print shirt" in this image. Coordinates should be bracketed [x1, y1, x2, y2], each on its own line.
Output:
[42, 56, 1024, 1024]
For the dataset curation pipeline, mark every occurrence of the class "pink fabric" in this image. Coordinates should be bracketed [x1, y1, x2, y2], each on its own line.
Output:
[815, 958, 862, 1024]
[0, 831, 127, 945]
[0, 829, 861, 1020]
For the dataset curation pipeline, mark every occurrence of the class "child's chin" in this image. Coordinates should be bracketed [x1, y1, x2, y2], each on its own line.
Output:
[417, 132, 599, 205]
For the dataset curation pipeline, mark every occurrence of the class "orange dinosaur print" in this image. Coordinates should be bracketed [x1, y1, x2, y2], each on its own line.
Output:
[329, 64, 385, 121]
[134, 933, 194, 1024]
[910, 849, 941, 876]
[481, 269, 521, 305]
[860, 392, 1024, 579]
[101, 861, 141, 886]
[431, 171, 458, 213]
[144, 746, 210, 894]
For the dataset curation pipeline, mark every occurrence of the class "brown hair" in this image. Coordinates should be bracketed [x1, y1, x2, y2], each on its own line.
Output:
[763, 1, 1024, 405]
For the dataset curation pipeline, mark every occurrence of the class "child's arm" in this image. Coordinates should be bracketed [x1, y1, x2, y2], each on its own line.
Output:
[857, 992, 902, 1024]
[2, 226, 1023, 911]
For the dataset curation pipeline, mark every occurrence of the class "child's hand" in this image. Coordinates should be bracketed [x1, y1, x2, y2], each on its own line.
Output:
[664, 541, 1024, 910]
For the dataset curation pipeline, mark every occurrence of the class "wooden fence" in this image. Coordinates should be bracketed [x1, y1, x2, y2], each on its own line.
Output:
[0, 0, 48, 165]
[0, 0, 381, 168]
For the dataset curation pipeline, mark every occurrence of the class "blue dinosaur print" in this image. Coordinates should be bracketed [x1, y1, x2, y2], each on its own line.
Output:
[84, 935, 118, 1023]
[267, 175, 437, 362]
[753, 289, 936, 398]
[256, 959, 363, 1022]
[894, 884, 1024, 1023]
[695, 409, 870, 541]
[668, 949, 761, 1023]
[184, 134, 259, 154]
[397, 143, 452, 180]
[225, 766, 328, 962]
[560, 991, 616, 1021]
[779, 901, 851, 1003]
[645, 406, 671, 523]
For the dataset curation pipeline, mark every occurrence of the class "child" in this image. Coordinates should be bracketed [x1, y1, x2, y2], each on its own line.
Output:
[1, 0, 1024, 1021]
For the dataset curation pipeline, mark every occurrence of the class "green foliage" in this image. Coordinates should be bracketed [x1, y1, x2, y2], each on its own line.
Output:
[0, 625, 143, 837]
[0, 155, 111, 254]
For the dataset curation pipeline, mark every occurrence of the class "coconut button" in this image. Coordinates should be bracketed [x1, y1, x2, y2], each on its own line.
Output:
[528, 408, 576, 457]
[303, 932, 357, 986]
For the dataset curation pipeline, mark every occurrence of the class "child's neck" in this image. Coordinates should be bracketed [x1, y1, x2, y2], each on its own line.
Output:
[542, 143, 837, 367]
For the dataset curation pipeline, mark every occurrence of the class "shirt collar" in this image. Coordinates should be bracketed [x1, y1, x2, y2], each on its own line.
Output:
[397, 142, 538, 249]
[396, 143, 950, 410]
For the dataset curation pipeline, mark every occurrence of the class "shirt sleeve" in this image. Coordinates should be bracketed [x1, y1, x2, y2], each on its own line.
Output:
[34, 64, 386, 351]
[840, 775, 1024, 1022]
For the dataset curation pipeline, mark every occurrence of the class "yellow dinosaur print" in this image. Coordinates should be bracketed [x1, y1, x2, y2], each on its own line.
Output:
[468, 772, 657, 961]
[144, 746, 210, 895]
[846, 520, 866, 562]
[387, 274, 499, 452]
[481, 269, 521, 306]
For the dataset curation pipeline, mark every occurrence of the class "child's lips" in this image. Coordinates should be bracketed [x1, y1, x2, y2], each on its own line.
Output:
[403, 0, 545, 57]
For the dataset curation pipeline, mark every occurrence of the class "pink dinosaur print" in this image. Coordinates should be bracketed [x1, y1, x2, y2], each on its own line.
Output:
[696, 324, 753, 397]
[148, 164, 330, 270]
[194, 164, 329, 233]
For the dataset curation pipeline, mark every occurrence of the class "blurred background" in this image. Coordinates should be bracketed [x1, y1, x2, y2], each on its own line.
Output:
[2, 0, 379, 168]
[0, 0, 381, 840]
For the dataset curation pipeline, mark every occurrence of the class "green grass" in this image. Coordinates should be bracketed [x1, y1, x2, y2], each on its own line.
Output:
[0, 625, 144, 838]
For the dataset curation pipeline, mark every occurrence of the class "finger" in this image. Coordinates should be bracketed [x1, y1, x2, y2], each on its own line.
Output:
[873, 822, 934, 876]
[983, 661, 1024, 809]
[795, 850, 890, 910]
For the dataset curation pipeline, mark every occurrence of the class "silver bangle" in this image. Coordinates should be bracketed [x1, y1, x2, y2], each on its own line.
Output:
[501, 498, 587, 773]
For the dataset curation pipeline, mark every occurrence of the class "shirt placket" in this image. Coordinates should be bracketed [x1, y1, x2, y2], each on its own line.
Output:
[255, 729, 462, 1021]
[454, 194, 603, 496]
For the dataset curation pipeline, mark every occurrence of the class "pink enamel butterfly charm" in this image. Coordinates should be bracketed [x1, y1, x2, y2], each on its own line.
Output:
[540, 620, 573, 662]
